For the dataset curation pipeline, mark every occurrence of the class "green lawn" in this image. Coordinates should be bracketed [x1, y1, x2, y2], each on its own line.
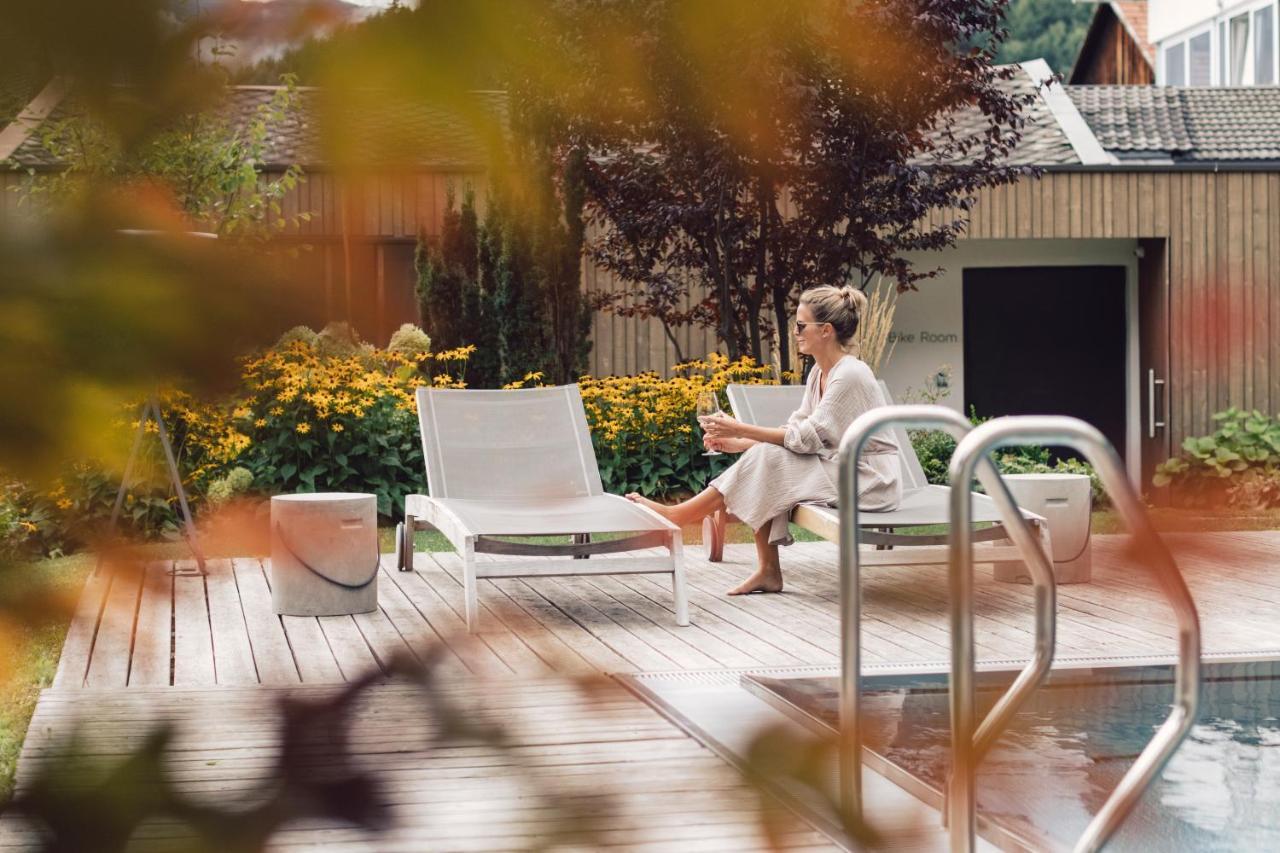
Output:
[0, 551, 96, 804]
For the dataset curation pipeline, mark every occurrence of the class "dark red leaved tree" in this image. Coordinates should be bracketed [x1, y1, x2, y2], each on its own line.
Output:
[520, 0, 1037, 370]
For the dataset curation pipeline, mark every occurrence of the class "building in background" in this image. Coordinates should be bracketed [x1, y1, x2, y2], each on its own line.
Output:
[1070, 1, 1156, 84]
[6, 56, 1280, 493]
[1150, 0, 1278, 86]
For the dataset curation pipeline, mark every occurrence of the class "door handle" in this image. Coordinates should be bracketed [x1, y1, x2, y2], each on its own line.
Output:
[1148, 368, 1166, 439]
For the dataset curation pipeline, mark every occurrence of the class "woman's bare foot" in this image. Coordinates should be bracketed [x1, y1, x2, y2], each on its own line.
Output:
[727, 568, 784, 595]
[626, 493, 675, 522]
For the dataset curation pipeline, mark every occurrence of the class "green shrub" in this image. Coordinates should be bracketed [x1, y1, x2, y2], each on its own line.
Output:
[2, 466, 183, 559]
[387, 324, 432, 361]
[206, 466, 253, 506]
[1155, 408, 1280, 508]
[908, 411, 1108, 508]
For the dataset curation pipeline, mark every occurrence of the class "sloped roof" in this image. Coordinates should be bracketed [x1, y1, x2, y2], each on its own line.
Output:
[1068, 85, 1280, 162]
[1068, 1, 1155, 85]
[6, 86, 509, 170]
[927, 67, 1080, 167]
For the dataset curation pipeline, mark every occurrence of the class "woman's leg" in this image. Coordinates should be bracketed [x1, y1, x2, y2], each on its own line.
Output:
[626, 486, 725, 527]
[727, 524, 784, 595]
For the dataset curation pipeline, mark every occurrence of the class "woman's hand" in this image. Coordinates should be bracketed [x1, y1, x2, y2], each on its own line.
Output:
[703, 434, 753, 454]
[699, 412, 745, 440]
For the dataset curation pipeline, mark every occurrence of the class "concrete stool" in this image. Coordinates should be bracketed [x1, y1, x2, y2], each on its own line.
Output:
[271, 492, 379, 616]
[993, 473, 1092, 584]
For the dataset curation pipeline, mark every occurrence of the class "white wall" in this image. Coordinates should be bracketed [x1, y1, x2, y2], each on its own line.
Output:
[879, 238, 1141, 478]
[1149, 0, 1224, 43]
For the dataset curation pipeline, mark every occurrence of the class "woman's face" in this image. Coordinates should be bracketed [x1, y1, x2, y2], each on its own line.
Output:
[795, 302, 824, 355]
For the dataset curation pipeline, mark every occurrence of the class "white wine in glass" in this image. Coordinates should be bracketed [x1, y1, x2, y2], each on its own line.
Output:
[697, 390, 722, 456]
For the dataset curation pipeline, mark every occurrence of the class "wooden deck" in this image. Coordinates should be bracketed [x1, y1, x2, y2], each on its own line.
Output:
[51, 533, 1280, 686]
[0, 678, 834, 851]
[5, 532, 1279, 850]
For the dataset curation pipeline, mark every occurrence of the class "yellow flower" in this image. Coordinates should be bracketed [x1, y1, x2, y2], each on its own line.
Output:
[331, 422, 344, 433]
[55, 498, 72, 511]
[270, 407, 284, 417]
[254, 418, 267, 428]
[296, 422, 311, 434]
[19, 520, 38, 533]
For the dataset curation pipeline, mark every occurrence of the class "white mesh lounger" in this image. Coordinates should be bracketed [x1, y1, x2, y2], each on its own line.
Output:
[705, 382, 1051, 568]
[401, 384, 688, 632]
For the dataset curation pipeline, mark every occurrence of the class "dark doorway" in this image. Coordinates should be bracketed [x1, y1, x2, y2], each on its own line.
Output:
[963, 266, 1127, 460]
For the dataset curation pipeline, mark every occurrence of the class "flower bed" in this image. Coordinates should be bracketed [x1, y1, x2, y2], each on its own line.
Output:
[1, 330, 783, 556]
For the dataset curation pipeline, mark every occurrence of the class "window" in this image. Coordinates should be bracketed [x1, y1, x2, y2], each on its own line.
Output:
[1190, 32, 1213, 85]
[1165, 41, 1186, 85]
[1231, 13, 1250, 84]
[1256, 5, 1275, 84]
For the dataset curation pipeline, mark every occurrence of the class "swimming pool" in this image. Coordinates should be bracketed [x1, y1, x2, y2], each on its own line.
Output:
[746, 656, 1280, 851]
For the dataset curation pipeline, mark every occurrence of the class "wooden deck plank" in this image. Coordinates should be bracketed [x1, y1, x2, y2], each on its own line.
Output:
[692, 549, 938, 663]
[489, 578, 637, 674]
[205, 559, 258, 686]
[317, 615, 381, 679]
[128, 562, 172, 687]
[612, 571, 806, 667]
[422, 553, 556, 675]
[51, 565, 112, 688]
[84, 566, 143, 688]
[540, 572, 718, 670]
[2, 679, 833, 851]
[370, 563, 470, 676]
[586, 574, 761, 669]
[230, 558, 300, 685]
[518, 575, 679, 672]
[280, 615, 345, 683]
[383, 559, 512, 676]
[173, 564, 215, 687]
[352, 604, 417, 671]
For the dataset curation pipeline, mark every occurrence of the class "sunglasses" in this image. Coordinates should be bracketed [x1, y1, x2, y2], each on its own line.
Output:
[794, 321, 828, 335]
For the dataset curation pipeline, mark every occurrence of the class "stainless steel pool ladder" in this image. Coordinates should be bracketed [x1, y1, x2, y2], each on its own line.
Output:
[837, 410, 1202, 853]
[949, 417, 1201, 853]
[836, 407, 1059, 827]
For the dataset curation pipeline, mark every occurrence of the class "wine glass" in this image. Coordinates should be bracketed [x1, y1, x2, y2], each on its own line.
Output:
[697, 390, 722, 456]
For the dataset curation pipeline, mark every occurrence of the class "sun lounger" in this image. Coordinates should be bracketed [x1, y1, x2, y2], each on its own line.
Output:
[401, 384, 688, 632]
[703, 381, 1051, 567]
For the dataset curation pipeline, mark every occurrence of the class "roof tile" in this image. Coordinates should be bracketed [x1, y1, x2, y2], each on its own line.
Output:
[1067, 85, 1280, 162]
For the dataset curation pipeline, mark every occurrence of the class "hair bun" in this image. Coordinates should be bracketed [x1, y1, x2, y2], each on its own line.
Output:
[841, 285, 868, 316]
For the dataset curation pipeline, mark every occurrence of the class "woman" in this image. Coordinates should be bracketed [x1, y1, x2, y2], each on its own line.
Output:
[627, 284, 901, 595]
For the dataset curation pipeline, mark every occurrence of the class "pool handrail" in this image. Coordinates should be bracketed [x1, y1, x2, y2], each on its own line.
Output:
[948, 416, 1201, 853]
[835, 405, 1058, 826]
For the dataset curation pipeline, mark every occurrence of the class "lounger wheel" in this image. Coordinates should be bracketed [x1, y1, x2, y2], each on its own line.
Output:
[702, 511, 725, 562]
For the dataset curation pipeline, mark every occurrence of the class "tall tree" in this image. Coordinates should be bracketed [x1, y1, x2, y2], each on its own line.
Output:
[521, 0, 1036, 368]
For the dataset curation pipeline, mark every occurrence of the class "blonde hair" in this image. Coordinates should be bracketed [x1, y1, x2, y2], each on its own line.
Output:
[799, 284, 867, 348]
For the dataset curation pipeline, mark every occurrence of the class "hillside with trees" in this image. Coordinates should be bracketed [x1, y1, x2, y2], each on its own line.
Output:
[995, 0, 1094, 76]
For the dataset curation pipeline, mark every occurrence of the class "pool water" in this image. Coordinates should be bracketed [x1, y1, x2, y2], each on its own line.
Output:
[749, 659, 1280, 851]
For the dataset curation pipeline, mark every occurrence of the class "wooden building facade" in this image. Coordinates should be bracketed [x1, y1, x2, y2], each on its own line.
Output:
[1069, 1, 1156, 85]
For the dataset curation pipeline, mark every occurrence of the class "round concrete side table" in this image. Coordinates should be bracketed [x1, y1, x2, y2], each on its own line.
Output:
[271, 492, 379, 616]
[993, 473, 1092, 584]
